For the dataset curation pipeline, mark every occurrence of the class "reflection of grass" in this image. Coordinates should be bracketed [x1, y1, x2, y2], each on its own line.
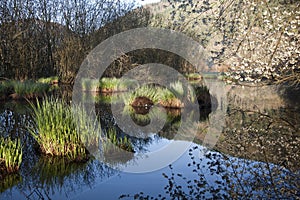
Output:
[0, 137, 22, 175]
[28, 97, 100, 162]
[95, 93, 124, 104]
[105, 127, 134, 152]
[102, 126, 135, 166]
[34, 156, 88, 187]
[0, 173, 22, 193]
[123, 106, 151, 126]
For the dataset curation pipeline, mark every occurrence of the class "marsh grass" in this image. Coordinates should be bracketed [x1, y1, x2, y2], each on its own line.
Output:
[0, 137, 22, 175]
[124, 85, 161, 106]
[81, 78, 99, 92]
[125, 82, 195, 108]
[185, 73, 202, 80]
[38, 76, 59, 84]
[99, 77, 119, 92]
[11, 80, 50, 99]
[99, 77, 136, 92]
[28, 97, 101, 162]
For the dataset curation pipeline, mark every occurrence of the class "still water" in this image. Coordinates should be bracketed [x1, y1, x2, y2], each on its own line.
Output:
[0, 83, 299, 199]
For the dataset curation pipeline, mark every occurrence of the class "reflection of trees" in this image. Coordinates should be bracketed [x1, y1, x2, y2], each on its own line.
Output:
[217, 107, 300, 171]
[121, 147, 300, 199]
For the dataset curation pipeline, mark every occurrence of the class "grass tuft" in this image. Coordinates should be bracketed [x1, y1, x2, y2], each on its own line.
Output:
[38, 76, 59, 84]
[28, 97, 101, 162]
[0, 137, 22, 175]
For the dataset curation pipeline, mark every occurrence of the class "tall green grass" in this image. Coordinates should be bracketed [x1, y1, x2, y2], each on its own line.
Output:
[0, 137, 22, 174]
[81, 78, 99, 92]
[124, 82, 195, 108]
[99, 77, 136, 92]
[124, 85, 161, 106]
[99, 77, 119, 92]
[28, 97, 101, 162]
[11, 80, 50, 98]
[0, 80, 50, 99]
[38, 76, 59, 84]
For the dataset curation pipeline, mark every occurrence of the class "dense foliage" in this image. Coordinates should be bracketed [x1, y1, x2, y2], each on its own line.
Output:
[148, 0, 300, 85]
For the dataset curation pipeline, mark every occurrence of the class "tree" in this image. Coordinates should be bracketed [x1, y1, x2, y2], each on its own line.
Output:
[0, 0, 136, 83]
[148, 0, 300, 85]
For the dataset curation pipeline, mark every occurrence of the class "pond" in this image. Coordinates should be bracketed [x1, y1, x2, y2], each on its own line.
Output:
[0, 81, 299, 199]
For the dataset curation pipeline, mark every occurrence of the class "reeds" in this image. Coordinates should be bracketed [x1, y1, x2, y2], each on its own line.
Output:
[28, 97, 100, 162]
[0, 80, 50, 99]
[37, 76, 59, 84]
[99, 77, 135, 92]
[124, 85, 161, 106]
[185, 73, 202, 81]
[81, 78, 99, 92]
[12, 80, 50, 97]
[0, 137, 22, 175]
[125, 81, 195, 108]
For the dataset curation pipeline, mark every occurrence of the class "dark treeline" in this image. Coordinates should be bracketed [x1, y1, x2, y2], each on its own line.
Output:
[0, 0, 145, 83]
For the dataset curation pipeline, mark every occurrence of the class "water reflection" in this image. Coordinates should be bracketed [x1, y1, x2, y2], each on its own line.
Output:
[0, 83, 299, 199]
[120, 145, 299, 199]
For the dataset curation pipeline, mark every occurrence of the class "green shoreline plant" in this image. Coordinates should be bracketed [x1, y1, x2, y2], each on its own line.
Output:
[81, 78, 99, 92]
[99, 77, 135, 92]
[38, 76, 59, 85]
[0, 80, 50, 100]
[28, 97, 101, 162]
[12, 80, 50, 98]
[0, 137, 22, 176]
[185, 73, 202, 81]
[124, 81, 195, 108]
